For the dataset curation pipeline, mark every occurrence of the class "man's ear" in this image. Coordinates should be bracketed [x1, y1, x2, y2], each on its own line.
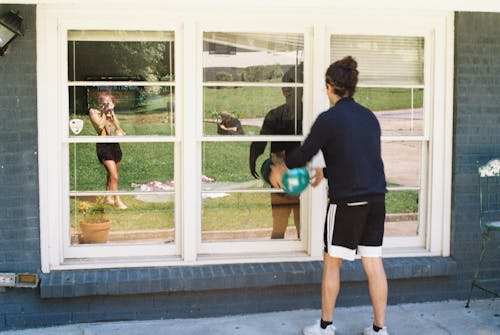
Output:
[325, 83, 332, 93]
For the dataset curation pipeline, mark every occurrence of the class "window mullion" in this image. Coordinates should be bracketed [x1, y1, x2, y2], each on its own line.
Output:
[181, 19, 200, 262]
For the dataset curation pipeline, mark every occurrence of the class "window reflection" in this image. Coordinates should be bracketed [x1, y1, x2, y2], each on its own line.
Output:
[70, 195, 175, 245]
[381, 141, 421, 188]
[356, 87, 423, 136]
[202, 32, 305, 242]
[203, 32, 304, 137]
[68, 30, 175, 82]
[66, 30, 177, 249]
[69, 86, 175, 137]
[69, 142, 174, 192]
[201, 192, 300, 242]
[203, 32, 303, 83]
[385, 190, 419, 237]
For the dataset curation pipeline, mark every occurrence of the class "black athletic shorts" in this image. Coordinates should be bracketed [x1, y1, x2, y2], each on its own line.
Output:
[323, 201, 385, 260]
[96, 143, 122, 164]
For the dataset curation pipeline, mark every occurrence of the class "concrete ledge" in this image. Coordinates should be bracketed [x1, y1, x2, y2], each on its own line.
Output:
[39, 257, 457, 298]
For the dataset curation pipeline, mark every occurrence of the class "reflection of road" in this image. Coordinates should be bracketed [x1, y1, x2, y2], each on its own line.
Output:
[377, 108, 423, 120]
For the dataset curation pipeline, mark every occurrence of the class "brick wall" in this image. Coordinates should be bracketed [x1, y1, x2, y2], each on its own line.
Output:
[0, 5, 39, 273]
[452, 11, 500, 292]
[0, 8, 498, 330]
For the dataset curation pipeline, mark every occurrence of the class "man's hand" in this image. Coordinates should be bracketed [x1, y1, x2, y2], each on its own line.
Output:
[309, 168, 324, 187]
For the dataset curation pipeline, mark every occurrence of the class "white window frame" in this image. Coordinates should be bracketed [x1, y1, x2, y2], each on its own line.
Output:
[320, 11, 454, 258]
[38, 4, 453, 272]
[38, 7, 185, 271]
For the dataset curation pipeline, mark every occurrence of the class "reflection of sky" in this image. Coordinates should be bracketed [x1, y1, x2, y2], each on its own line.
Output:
[203, 51, 299, 68]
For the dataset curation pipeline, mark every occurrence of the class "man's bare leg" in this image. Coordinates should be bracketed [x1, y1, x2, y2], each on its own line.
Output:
[361, 256, 388, 328]
[321, 253, 343, 322]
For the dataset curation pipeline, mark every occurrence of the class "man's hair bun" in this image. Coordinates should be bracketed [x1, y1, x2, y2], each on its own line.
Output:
[325, 56, 359, 97]
[339, 56, 357, 71]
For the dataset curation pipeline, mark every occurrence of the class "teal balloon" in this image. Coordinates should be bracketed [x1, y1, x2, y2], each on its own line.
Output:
[282, 167, 309, 195]
[260, 158, 272, 184]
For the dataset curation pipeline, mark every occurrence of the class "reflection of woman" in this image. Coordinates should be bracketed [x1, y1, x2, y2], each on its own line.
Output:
[88, 90, 127, 209]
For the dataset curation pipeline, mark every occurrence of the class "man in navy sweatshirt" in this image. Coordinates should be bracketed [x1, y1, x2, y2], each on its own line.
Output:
[270, 56, 389, 335]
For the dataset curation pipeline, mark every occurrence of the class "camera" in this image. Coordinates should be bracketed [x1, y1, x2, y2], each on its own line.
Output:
[99, 102, 110, 110]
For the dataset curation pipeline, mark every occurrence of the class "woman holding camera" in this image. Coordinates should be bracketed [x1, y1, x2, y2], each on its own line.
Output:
[88, 90, 127, 209]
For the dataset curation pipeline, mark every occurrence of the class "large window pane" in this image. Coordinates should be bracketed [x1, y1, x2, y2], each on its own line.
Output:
[202, 141, 264, 187]
[382, 141, 422, 188]
[69, 142, 174, 192]
[385, 190, 419, 237]
[202, 192, 300, 242]
[201, 31, 305, 246]
[202, 141, 302, 242]
[357, 87, 423, 136]
[203, 32, 303, 83]
[203, 86, 302, 136]
[331, 35, 424, 86]
[68, 86, 175, 137]
[70, 195, 174, 245]
[68, 30, 175, 82]
[203, 32, 304, 137]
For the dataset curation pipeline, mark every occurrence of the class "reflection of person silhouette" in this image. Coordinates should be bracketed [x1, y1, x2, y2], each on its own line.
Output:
[249, 65, 303, 239]
[88, 90, 127, 209]
[217, 111, 244, 135]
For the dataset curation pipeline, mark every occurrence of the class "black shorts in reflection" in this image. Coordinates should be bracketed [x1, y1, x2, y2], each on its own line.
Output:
[96, 143, 122, 164]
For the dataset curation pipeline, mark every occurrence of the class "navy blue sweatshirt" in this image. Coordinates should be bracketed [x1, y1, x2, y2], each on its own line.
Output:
[285, 97, 386, 203]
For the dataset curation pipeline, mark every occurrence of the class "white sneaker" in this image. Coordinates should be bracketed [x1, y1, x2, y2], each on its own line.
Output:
[303, 320, 336, 335]
[363, 325, 389, 335]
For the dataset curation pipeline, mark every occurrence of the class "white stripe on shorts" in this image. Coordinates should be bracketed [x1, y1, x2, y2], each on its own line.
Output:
[327, 204, 336, 248]
[326, 204, 356, 261]
[328, 245, 356, 261]
[347, 201, 368, 206]
[357, 245, 383, 257]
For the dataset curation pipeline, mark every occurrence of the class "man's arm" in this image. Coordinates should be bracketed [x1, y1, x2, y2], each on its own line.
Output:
[285, 113, 329, 168]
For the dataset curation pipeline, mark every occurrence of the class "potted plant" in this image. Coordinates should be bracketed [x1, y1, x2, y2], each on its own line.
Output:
[78, 197, 112, 243]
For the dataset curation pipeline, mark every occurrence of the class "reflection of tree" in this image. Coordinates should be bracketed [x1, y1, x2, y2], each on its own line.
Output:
[107, 42, 172, 82]
[238, 64, 283, 82]
[72, 41, 173, 82]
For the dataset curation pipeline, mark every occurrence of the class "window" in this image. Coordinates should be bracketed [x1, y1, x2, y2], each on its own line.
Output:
[38, 6, 453, 271]
[330, 35, 426, 248]
[199, 32, 308, 255]
[66, 30, 178, 260]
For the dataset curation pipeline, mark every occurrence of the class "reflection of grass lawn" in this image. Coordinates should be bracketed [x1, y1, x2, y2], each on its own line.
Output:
[203, 87, 423, 118]
[386, 190, 418, 213]
[71, 196, 174, 231]
[356, 87, 423, 112]
[70, 189, 418, 233]
[203, 193, 276, 231]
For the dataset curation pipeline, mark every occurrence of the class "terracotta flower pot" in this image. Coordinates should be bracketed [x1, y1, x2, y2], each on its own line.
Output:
[79, 220, 112, 243]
